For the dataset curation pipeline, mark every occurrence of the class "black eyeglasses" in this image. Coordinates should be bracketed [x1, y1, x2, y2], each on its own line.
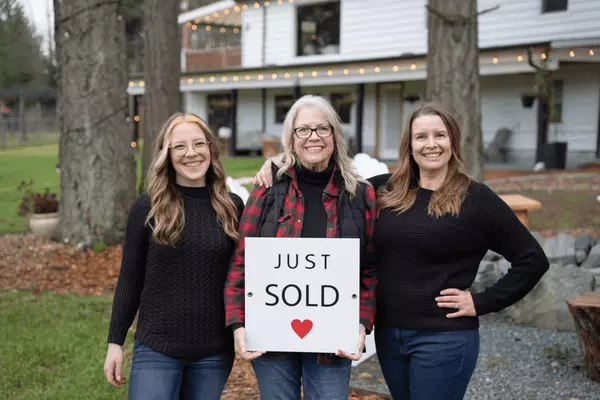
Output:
[293, 125, 333, 139]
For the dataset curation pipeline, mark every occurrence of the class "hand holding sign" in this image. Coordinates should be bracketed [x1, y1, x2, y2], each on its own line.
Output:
[336, 324, 366, 361]
[234, 327, 265, 360]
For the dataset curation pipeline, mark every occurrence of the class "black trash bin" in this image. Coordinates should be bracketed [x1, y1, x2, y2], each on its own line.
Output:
[542, 142, 568, 169]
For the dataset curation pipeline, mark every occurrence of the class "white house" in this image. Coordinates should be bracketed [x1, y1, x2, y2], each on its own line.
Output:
[128, 0, 600, 169]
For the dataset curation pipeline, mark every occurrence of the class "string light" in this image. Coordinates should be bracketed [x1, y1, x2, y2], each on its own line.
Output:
[194, 18, 200, 23]
[517, 55, 523, 62]
[258, 74, 264, 80]
[272, 73, 278, 79]
[130, 141, 137, 148]
[541, 52, 547, 59]
[209, 76, 215, 82]
[128, 82, 134, 87]
[284, 72, 290, 78]
[590, 49, 595, 56]
[492, 57, 498, 64]
[312, 71, 318, 77]
[187, 78, 193, 84]
[133, 115, 140, 122]
[569, 50, 575, 57]
[410, 64, 416, 70]
[343, 68, 349, 75]
[359, 68, 364, 74]
[139, 81, 145, 87]
[393, 65, 399, 71]
[327, 70, 333, 76]
[221, 76, 228, 82]
[298, 72, 304, 78]
[264, 1, 270, 6]
[233, 75, 239, 81]
[205, 25, 211, 31]
[374, 66, 380, 72]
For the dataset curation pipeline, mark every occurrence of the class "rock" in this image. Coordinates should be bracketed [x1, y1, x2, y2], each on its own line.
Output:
[471, 261, 506, 293]
[575, 234, 598, 252]
[542, 233, 576, 265]
[581, 244, 600, 270]
[531, 231, 545, 247]
[576, 250, 588, 265]
[482, 250, 502, 262]
[588, 267, 600, 275]
[502, 264, 598, 332]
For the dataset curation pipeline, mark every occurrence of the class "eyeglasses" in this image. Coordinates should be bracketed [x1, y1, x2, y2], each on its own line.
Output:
[293, 125, 333, 139]
[169, 140, 210, 156]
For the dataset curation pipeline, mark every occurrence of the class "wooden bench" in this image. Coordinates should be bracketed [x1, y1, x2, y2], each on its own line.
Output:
[498, 194, 542, 228]
[567, 292, 600, 382]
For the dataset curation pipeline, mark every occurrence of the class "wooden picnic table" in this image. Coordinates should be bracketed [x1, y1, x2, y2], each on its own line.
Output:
[567, 292, 600, 382]
[498, 194, 542, 228]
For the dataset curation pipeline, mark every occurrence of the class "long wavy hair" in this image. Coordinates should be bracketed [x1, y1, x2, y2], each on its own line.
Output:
[145, 112, 239, 246]
[377, 102, 471, 217]
[277, 94, 366, 196]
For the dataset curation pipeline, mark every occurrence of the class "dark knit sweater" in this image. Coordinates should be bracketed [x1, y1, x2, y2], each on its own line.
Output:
[297, 162, 333, 238]
[368, 174, 549, 331]
[107, 185, 244, 359]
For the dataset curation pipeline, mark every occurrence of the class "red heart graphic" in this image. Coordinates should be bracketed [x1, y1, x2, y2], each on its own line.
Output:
[291, 319, 313, 339]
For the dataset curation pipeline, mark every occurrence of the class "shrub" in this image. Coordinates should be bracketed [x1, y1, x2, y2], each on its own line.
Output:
[17, 180, 59, 215]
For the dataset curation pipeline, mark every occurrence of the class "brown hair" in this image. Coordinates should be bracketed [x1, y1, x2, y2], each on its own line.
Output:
[377, 102, 471, 217]
[145, 112, 239, 246]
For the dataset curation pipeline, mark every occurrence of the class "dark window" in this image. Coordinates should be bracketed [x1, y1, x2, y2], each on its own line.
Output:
[207, 94, 232, 133]
[189, 25, 241, 50]
[330, 93, 353, 123]
[296, 1, 340, 56]
[542, 0, 568, 13]
[275, 95, 295, 123]
[549, 80, 563, 123]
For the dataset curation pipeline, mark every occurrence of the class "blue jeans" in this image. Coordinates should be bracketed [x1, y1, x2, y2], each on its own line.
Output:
[128, 340, 233, 400]
[251, 352, 352, 400]
[375, 327, 479, 400]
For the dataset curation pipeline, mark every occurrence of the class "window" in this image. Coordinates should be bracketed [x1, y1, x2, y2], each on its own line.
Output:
[542, 0, 568, 13]
[296, 1, 340, 56]
[549, 80, 563, 123]
[330, 93, 353, 123]
[207, 94, 232, 134]
[189, 25, 241, 50]
[275, 95, 295, 123]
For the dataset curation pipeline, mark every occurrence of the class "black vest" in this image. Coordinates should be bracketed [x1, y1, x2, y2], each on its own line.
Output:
[257, 164, 370, 258]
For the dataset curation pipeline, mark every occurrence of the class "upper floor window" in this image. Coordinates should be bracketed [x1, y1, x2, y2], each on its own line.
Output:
[189, 26, 241, 50]
[542, 0, 568, 13]
[297, 1, 340, 57]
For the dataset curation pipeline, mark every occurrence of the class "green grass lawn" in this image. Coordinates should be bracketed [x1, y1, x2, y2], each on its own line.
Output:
[0, 143, 265, 234]
[0, 290, 132, 400]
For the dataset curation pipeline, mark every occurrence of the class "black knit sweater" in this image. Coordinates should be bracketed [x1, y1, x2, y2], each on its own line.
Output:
[368, 174, 549, 331]
[107, 185, 244, 359]
[297, 162, 333, 238]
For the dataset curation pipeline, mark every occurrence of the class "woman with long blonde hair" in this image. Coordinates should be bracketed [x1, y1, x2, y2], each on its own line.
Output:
[103, 112, 244, 399]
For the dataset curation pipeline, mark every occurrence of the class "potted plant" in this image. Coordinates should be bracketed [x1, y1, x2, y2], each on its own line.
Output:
[18, 180, 60, 239]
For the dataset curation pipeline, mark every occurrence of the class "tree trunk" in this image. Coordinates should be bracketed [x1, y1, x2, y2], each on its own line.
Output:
[567, 292, 600, 382]
[54, 0, 137, 245]
[141, 0, 181, 188]
[425, 0, 484, 181]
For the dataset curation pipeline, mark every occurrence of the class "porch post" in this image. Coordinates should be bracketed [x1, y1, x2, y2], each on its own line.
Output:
[293, 84, 301, 100]
[596, 86, 600, 159]
[355, 83, 364, 154]
[230, 89, 238, 156]
[535, 99, 549, 163]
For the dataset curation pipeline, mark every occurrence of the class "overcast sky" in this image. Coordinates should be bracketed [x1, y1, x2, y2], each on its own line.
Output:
[18, 0, 54, 54]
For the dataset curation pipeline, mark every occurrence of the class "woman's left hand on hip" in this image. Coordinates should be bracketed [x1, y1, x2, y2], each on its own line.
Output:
[435, 288, 476, 318]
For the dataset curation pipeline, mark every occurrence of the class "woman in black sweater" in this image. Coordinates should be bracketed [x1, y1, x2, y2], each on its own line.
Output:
[254, 103, 549, 400]
[103, 112, 244, 400]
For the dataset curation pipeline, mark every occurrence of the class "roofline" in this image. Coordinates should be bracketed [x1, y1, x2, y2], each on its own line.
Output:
[178, 0, 237, 24]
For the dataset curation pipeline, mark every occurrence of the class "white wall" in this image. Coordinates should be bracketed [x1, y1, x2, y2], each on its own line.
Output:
[240, 0, 600, 68]
[183, 92, 208, 120]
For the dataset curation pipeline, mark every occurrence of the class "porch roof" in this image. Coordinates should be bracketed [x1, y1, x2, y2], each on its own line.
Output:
[178, 0, 242, 27]
[128, 45, 560, 95]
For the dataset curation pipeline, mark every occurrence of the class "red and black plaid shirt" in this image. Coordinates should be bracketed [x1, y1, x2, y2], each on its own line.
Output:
[224, 165, 377, 361]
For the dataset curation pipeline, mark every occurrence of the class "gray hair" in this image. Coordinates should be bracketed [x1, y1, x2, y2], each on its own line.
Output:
[277, 94, 366, 196]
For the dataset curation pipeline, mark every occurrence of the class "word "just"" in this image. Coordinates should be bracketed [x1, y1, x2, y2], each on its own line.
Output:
[273, 253, 331, 270]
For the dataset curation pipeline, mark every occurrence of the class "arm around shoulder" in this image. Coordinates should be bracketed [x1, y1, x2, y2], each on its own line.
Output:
[470, 183, 549, 316]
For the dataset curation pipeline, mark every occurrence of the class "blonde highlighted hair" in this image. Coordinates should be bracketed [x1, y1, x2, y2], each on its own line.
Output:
[145, 112, 239, 246]
[377, 102, 471, 217]
[277, 94, 366, 196]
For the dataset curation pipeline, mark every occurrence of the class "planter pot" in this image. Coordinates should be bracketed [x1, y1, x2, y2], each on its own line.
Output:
[29, 212, 60, 239]
[521, 94, 535, 108]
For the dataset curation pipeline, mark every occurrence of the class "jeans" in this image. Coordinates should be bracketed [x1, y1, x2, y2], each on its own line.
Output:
[251, 352, 352, 400]
[375, 327, 479, 400]
[128, 340, 234, 400]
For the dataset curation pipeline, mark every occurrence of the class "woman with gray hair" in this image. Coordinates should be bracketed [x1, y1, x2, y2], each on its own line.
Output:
[224, 94, 377, 399]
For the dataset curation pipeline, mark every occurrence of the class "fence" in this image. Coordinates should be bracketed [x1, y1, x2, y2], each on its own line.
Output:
[0, 116, 59, 148]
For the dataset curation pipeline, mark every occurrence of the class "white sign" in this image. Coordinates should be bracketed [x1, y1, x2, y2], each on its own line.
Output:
[244, 237, 360, 354]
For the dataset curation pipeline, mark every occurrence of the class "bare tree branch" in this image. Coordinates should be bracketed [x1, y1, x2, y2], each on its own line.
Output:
[477, 5, 500, 16]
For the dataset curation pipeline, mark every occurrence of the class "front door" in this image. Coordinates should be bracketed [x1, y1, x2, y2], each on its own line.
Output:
[378, 85, 403, 160]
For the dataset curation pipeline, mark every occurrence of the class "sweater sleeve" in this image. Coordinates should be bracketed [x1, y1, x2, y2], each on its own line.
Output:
[224, 185, 268, 328]
[470, 183, 549, 316]
[107, 194, 151, 345]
